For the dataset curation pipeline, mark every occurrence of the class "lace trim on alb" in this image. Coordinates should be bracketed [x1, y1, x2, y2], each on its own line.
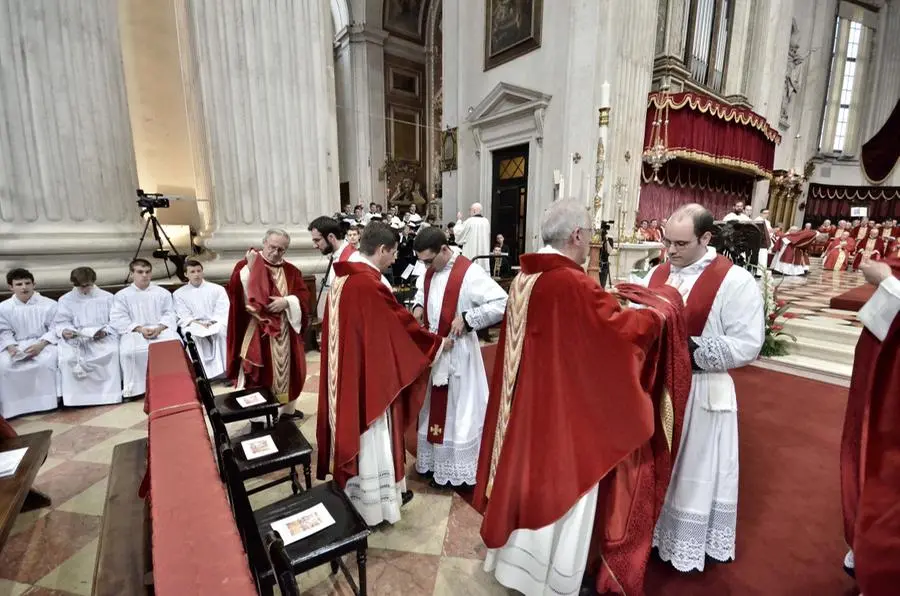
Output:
[693, 336, 735, 372]
[652, 501, 737, 572]
[415, 434, 481, 485]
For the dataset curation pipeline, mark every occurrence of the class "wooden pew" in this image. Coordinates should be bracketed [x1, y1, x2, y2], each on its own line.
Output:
[0, 430, 52, 550]
[92, 438, 151, 596]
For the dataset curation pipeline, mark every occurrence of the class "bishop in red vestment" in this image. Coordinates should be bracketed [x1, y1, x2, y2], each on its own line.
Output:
[840, 258, 900, 596]
[772, 228, 817, 275]
[316, 222, 446, 526]
[473, 199, 681, 596]
[823, 232, 857, 271]
[851, 229, 885, 270]
[225, 229, 310, 421]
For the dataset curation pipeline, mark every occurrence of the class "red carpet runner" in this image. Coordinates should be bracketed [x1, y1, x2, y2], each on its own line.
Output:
[643, 366, 858, 595]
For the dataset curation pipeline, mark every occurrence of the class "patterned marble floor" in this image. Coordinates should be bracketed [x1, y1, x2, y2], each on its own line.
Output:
[774, 260, 865, 326]
[1, 350, 510, 596]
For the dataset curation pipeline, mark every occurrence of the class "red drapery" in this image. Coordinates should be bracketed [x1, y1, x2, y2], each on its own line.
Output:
[638, 161, 755, 221]
[806, 184, 900, 220]
[645, 91, 781, 178]
[861, 98, 900, 184]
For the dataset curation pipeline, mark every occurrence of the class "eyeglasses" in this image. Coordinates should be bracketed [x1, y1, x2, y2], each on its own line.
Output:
[661, 238, 697, 249]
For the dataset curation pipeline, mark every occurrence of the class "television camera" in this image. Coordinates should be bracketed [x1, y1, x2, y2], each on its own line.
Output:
[128, 189, 187, 283]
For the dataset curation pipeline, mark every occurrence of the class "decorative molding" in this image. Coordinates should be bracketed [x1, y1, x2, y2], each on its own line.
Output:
[467, 82, 552, 130]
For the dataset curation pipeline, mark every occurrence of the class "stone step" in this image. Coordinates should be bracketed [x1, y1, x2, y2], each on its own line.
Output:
[785, 336, 856, 367]
[756, 354, 852, 387]
[776, 317, 862, 343]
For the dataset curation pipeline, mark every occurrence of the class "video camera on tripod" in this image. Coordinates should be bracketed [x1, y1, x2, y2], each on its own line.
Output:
[136, 189, 171, 212]
[127, 189, 187, 283]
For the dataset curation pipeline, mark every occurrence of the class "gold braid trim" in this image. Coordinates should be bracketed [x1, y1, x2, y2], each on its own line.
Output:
[327, 276, 348, 475]
[486, 272, 542, 498]
[648, 91, 782, 143]
[270, 266, 291, 402]
[651, 149, 773, 179]
[661, 388, 674, 452]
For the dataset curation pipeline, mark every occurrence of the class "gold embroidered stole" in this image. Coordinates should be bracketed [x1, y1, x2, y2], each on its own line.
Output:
[269, 266, 291, 402]
[485, 272, 541, 497]
[326, 275, 348, 474]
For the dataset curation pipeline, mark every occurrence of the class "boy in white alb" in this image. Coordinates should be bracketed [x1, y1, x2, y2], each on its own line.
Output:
[110, 259, 179, 398]
[173, 259, 229, 379]
[0, 268, 60, 418]
[55, 267, 122, 406]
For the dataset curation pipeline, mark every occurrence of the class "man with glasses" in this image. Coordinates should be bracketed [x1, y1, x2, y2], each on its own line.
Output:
[641, 203, 764, 573]
[410, 227, 507, 490]
[226, 229, 311, 429]
[316, 222, 452, 526]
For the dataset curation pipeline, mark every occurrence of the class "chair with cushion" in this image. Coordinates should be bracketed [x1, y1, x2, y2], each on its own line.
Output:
[221, 446, 370, 596]
[208, 408, 312, 496]
[185, 333, 280, 427]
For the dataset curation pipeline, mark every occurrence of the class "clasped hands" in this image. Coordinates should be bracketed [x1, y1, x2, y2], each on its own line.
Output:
[135, 326, 165, 340]
[62, 329, 107, 341]
[5, 340, 49, 359]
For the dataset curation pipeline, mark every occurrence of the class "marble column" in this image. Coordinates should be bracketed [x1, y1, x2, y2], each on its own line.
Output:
[333, 25, 389, 209]
[0, 0, 143, 288]
[603, 0, 659, 230]
[176, 0, 340, 276]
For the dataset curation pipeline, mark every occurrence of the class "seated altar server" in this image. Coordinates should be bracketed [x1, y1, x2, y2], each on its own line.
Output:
[411, 227, 508, 489]
[174, 259, 229, 379]
[0, 269, 60, 418]
[640, 204, 765, 572]
[55, 267, 121, 406]
[111, 259, 179, 398]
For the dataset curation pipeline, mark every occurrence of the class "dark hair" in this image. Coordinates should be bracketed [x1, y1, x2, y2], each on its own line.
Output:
[184, 258, 204, 270]
[308, 215, 344, 240]
[70, 266, 97, 286]
[359, 222, 398, 256]
[640, 219, 649, 225]
[129, 258, 152, 272]
[447, 221, 455, 230]
[369, 202, 377, 208]
[670, 204, 715, 238]
[6, 268, 34, 285]
[413, 226, 448, 254]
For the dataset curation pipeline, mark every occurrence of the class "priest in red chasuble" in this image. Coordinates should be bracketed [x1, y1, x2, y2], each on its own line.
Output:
[226, 229, 310, 425]
[824, 231, 857, 272]
[771, 226, 817, 276]
[851, 228, 885, 270]
[840, 257, 900, 596]
[410, 227, 507, 489]
[315, 222, 449, 527]
[473, 199, 682, 596]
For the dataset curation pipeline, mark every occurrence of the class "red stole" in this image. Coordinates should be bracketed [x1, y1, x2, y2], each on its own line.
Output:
[648, 255, 732, 336]
[422, 255, 472, 444]
[337, 244, 356, 263]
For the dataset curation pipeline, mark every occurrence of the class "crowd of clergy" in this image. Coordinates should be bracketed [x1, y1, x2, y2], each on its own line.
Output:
[2, 196, 896, 596]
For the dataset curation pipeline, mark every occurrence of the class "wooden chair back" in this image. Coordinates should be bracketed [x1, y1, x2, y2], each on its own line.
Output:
[220, 446, 269, 581]
[264, 532, 300, 596]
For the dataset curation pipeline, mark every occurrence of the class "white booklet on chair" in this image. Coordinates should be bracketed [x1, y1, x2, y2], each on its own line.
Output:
[270, 503, 336, 545]
[0, 447, 28, 478]
[235, 392, 267, 408]
[241, 435, 278, 460]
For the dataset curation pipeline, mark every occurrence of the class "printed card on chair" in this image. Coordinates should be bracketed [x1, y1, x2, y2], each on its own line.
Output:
[0, 447, 28, 478]
[241, 435, 278, 460]
[270, 503, 336, 545]
[236, 392, 267, 408]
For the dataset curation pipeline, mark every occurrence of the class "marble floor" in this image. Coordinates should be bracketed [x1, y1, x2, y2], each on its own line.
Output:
[774, 260, 866, 327]
[1, 350, 510, 596]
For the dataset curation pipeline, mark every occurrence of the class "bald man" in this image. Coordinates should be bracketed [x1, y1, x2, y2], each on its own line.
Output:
[454, 203, 492, 273]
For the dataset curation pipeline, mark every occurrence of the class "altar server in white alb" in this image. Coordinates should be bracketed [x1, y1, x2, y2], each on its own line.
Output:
[454, 202, 492, 273]
[173, 259, 229, 379]
[111, 259, 180, 398]
[411, 227, 507, 488]
[638, 204, 764, 572]
[0, 269, 60, 418]
[55, 267, 122, 407]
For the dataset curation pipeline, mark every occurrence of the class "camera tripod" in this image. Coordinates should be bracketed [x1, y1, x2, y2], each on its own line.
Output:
[126, 207, 187, 283]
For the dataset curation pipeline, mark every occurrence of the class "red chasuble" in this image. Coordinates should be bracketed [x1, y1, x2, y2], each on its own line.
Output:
[225, 254, 310, 403]
[316, 261, 442, 488]
[852, 237, 886, 269]
[594, 283, 691, 596]
[473, 253, 668, 552]
[842, 259, 900, 596]
[779, 229, 818, 266]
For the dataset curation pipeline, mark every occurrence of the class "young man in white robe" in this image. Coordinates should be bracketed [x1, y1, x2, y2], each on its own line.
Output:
[55, 267, 122, 407]
[0, 269, 60, 418]
[110, 259, 180, 398]
[173, 259, 229, 379]
[454, 202, 492, 273]
[411, 227, 507, 488]
[638, 204, 765, 572]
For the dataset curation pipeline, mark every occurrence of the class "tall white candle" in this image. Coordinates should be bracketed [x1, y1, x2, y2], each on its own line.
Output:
[600, 81, 611, 109]
[558, 178, 565, 201]
[567, 154, 574, 199]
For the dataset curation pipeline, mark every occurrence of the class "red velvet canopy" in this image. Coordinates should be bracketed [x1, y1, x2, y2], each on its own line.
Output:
[638, 161, 754, 222]
[806, 184, 900, 220]
[644, 91, 781, 178]
[861, 98, 900, 184]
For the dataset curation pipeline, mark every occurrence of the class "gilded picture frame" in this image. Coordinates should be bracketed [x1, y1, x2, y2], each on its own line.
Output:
[484, 0, 544, 71]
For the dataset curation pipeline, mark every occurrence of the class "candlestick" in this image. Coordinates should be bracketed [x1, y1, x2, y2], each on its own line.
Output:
[559, 178, 565, 201]
[600, 81, 610, 109]
[567, 154, 575, 199]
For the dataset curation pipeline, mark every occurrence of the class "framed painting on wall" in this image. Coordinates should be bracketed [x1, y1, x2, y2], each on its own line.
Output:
[484, 0, 543, 71]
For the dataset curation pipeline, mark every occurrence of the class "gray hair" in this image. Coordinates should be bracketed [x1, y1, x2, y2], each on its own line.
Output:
[540, 199, 590, 249]
[262, 228, 291, 244]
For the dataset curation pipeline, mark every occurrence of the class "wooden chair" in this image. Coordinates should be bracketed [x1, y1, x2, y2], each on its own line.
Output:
[185, 333, 280, 427]
[208, 407, 312, 496]
[264, 532, 301, 596]
[221, 446, 370, 596]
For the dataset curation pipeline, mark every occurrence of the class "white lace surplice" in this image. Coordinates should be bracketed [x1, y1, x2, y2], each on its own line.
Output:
[638, 248, 764, 572]
[174, 281, 230, 379]
[412, 250, 507, 485]
[55, 288, 122, 406]
[0, 293, 60, 418]
[110, 284, 180, 397]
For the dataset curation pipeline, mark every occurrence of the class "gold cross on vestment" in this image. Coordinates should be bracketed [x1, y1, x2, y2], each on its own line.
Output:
[430, 424, 442, 436]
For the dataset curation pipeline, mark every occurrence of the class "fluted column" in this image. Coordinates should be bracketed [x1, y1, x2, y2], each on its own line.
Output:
[176, 0, 340, 275]
[603, 0, 659, 231]
[0, 0, 143, 287]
